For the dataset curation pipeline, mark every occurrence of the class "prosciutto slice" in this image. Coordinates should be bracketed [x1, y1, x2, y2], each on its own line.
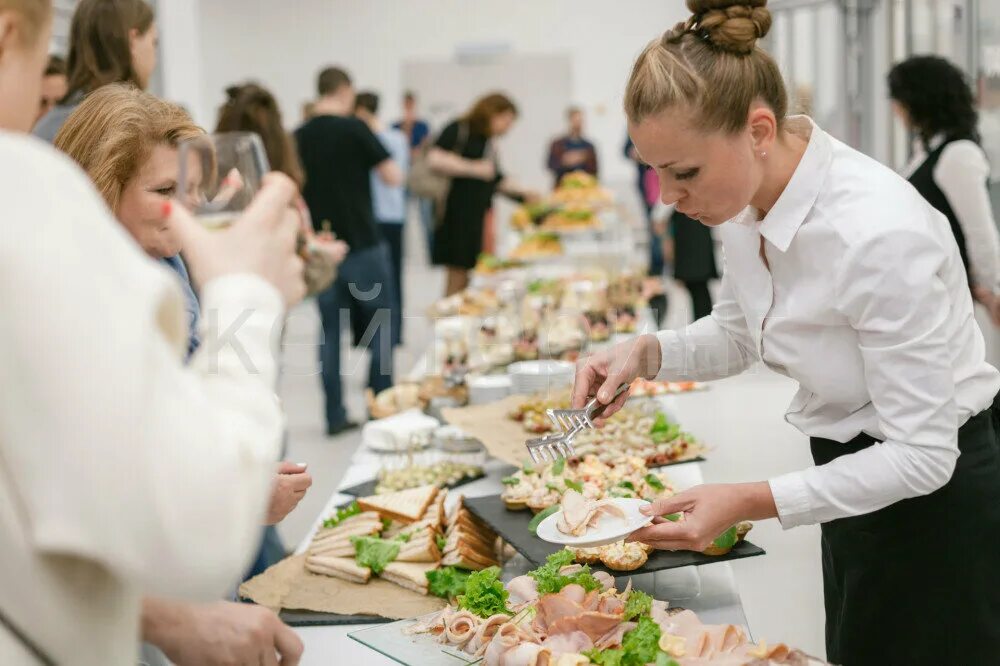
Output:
[541, 630, 594, 656]
[507, 575, 539, 606]
[594, 620, 636, 649]
[557, 490, 626, 536]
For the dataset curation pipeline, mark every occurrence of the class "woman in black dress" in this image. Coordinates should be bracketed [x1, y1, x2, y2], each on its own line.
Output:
[428, 93, 532, 295]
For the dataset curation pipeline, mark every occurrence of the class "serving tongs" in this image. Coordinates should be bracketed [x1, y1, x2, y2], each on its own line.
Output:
[524, 383, 630, 464]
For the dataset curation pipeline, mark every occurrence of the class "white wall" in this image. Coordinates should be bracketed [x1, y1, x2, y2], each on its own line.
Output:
[193, 0, 687, 187]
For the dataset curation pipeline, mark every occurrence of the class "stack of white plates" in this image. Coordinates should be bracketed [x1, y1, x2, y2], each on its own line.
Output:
[467, 373, 513, 405]
[362, 409, 440, 453]
[507, 360, 575, 395]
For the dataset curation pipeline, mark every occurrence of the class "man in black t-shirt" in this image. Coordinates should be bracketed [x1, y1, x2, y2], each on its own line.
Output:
[295, 66, 403, 435]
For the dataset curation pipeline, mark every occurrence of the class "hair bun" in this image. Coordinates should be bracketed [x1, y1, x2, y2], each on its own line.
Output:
[685, 0, 771, 54]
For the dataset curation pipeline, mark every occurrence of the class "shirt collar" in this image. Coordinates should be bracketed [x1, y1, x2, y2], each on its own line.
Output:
[757, 116, 832, 253]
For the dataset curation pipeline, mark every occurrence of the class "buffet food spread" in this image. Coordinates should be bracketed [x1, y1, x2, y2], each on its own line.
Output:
[402, 550, 822, 666]
[239, 168, 809, 666]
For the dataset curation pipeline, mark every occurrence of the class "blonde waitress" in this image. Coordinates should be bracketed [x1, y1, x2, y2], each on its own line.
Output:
[572, 1, 1000, 663]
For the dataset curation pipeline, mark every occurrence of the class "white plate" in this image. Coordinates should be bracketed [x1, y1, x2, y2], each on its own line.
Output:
[507, 360, 575, 377]
[535, 498, 654, 548]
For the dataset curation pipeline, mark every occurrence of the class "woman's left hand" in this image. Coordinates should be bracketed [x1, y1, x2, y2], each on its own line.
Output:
[627, 482, 777, 551]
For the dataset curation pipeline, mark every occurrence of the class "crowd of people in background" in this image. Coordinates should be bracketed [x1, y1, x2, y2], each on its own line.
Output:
[4, 0, 999, 664]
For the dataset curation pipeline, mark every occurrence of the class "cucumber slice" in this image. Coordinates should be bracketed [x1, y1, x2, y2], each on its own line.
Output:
[529, 505, 560, 535]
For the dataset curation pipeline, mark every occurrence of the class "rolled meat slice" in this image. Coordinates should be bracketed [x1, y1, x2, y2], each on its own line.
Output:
[442, 610, 479, 647]
[467, 614, 511, 655]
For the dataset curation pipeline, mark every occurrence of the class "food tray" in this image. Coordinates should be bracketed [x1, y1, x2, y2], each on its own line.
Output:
[339, 470, 487, 497]
[278, 609, 391, 627]
[464, 495, 765, 576]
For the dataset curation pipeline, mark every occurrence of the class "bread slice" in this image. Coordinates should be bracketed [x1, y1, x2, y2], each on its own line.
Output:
[313, 512, 383, 539]
[441, 548, 498, 571]
[379, 561, 436, 594]
[443, 527, 495, 557]
[309, 539, 358, 557]
[312, 519, 383, 545]
[358, 485, 439, 523]
[305, 555, 371, 583]
[396, 533, 442, 563]
[424, 489, 448, 528]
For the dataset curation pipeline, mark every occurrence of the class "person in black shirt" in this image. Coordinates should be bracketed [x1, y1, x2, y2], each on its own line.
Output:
[295, 66, 403, 435]
[427, 93, 535, 295]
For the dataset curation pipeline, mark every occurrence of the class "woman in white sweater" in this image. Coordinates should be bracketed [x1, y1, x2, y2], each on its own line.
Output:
[0, 2, 305, 664]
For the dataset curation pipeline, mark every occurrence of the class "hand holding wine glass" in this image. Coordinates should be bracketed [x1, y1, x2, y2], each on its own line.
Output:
[171, 132, 306, 307]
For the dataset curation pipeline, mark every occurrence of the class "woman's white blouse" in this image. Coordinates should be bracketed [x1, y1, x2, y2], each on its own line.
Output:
[901, 136, 1000, 293]
[655, 118, 1000, 529]
[0, 132, 286, 664]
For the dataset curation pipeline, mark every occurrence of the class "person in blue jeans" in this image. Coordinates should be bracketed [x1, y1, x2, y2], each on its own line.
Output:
[357, 91, 410, 347]
[297, 67, 403, 434]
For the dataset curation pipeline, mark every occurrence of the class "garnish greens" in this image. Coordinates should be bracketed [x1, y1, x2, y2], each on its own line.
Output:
[322, 501, 361, 529]
[457, 567, 511, 618]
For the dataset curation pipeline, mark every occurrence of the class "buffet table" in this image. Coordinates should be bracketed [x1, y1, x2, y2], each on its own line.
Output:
[291, 429, 752, 665]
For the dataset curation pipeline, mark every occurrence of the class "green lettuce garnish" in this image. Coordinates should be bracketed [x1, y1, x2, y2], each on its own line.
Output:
[457, 567, 511, 618]
[649, 412, 680, 444]
[551, 458, 566, 475]
[584, 649, 624, 666]
[351, 536, 400, 574]
[645, 474, 665, 491]
[565, 479, 583, 493]
[617, 480, 636, 491]
[501, 476, 520, 486]
[528, 550, 603, 595]
[436, 534, 447, 551]
[586, 616, 678, 666]
[426, 566, 471, 600]
[710, 526, 738, 552]
[623, 589, 653, 621]
[322, 501, 361, 528]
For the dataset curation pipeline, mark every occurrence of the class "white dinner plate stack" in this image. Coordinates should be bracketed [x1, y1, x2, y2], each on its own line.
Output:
[466, 373, 513, 405]
[507, 360, 575, 396]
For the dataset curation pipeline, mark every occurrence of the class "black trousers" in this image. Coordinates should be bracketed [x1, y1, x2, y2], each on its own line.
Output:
[682, 280, 713, 320]
[811, 393, 1000, 666]
[378, 222, 404, 346]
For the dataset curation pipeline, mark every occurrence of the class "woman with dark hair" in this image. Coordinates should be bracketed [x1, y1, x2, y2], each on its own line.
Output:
[217, 82, 347, 299]
[217, 83, 305, 188]
[33, 0, 156, 142]
[889, 55, 1000, 324]
[427, 92, 534, 295]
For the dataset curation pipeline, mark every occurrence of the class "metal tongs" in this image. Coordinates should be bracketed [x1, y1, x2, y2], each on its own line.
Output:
[525, 383, 631, 464]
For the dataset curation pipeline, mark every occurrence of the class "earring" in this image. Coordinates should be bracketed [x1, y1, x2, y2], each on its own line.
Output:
[760, 151, 767, 158]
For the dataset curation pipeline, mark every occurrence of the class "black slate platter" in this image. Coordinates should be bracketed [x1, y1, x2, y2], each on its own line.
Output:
[649, 455, 706, 468]
[464, 495, 765, 575]
[339, 470, 486, 497]
[278, 609, 390, 627]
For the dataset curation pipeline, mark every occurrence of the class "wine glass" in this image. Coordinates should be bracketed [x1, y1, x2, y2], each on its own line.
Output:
[176, 132, 270, 230]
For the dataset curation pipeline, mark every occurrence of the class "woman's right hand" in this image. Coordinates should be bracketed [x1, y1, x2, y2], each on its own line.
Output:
[171, 172, 306, 307]
[571, 333, 663, 423]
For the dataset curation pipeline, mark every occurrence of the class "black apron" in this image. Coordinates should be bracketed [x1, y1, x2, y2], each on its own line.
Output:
[812, 392, 1000, 665]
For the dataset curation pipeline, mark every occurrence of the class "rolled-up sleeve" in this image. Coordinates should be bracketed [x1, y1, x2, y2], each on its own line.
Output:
[769, 227, 959, 528]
